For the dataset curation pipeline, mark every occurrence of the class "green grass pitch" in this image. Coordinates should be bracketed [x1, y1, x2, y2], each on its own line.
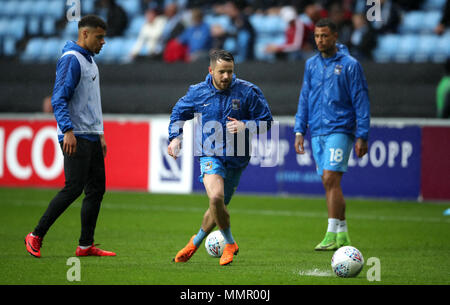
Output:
[0, 187, 449, 285]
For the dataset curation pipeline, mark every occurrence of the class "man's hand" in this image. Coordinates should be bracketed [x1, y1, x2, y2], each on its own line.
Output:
[167, 137, 182, 160]
[354, 138, 368, 158]
[226, 117, 245, 134]
[63, 130, 77, 156]
[100, 134, 107, 158]
[294, 133, 305, 154]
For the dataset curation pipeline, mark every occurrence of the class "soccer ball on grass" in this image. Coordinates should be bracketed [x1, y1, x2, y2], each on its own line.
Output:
[205, 230, 226, 257]
[331, 246, 364, 278]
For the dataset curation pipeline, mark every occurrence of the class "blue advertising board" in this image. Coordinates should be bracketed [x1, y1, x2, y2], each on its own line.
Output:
[192, 123, 422, 200]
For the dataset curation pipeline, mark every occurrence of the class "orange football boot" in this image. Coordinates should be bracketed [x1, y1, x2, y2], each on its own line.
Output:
[219, 242, 239, 266]
[173, 235, 198, 263]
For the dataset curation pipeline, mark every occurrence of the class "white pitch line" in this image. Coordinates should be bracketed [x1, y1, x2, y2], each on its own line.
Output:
[3, 199, 450, 224]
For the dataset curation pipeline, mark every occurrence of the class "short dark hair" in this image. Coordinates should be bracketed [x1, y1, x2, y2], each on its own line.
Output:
[209, 49, 234, 65]
[78, 15, 107, 30]
[315, 18, 337, 33]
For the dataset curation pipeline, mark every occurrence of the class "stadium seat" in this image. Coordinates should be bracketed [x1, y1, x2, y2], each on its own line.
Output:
[1, 1, 19, 17]
[372, 34, 400, 62]
[38, 38, 61, 62]
[42, 17, 56, 36]
[8, 17, 26, 40]
[34, 1, 49, 18]
[422, 0, 446, 11]
[399, 11, 424, 33]
[21, 38, 44, 62]
[413, 34, 439, 62]
[204, 14, 232, 32]
[124, 16, 145, 37]
[116, 0, 141, 18]
[394, 34, 420, 62]
[82, 0, 95, 14]
[0, 18, 8, 37]
[432, 33, 450, 62]
[17, 1, 34, 17]
[27, 17, 41, 36]
[46, 0, 65, 19]
[423, 11, 442, 32]
[63, 21, 79, 39]
[3, 36, 16, 56]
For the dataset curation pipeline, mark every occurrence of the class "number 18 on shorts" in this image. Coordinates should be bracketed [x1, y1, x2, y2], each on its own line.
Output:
[311, 133, 354, 176]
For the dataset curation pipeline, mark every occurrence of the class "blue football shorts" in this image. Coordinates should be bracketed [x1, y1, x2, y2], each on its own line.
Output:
[311, 133, 354, 176]
[199, 157, 244, 205]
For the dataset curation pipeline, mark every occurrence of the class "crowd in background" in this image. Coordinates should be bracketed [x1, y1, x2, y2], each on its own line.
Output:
[93, 0, 449, 63]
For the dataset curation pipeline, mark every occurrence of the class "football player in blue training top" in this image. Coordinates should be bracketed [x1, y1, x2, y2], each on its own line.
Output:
[294, 19, 370, 251]
[168, 49, 273, 265]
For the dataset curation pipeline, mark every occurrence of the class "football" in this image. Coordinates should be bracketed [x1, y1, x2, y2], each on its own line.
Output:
[331, 246, 364, 278]
[205, 230, 226, 257]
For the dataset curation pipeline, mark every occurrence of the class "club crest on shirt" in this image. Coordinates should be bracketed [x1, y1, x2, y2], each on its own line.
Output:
[232, 99, 240, 110]
[334, 64, 343, 75]
[204, 161, 213, 171]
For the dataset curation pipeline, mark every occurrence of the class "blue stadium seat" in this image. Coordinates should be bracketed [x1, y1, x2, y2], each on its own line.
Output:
[17, 1, 34, 17]
[422, 11, 442, 32]
[82, 0, 95, 14]
[46, 0, 65, 19]
[27, 17, 41, 36]
[0, 18, 8, 37]
[38, 38, 61, 62]
[394, 34, 420, 62]
[432, 33, 450, 62]
[124, 16, 145, 37]
[63, 21, 79, 39]
[399, 11, 424, 33]
[3, 17, 27, 40]
[42, 17, 56, 36]
[34, 1, 49, 18]
[204, 14, 232, 32]
[116, 0, 141, 18]
[372, 34, 400, 62]
[422, 0, 446, 11]
[413, 34, 439, 62]
[1, 1, 19, 17]
[3, 36, 16, 56]
[21, 38, 45, 62]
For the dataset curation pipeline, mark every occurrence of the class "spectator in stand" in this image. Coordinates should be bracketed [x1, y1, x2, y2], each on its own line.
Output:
[177, 8, 213, 62]
[435, 0, 450, 35]
[369, 0, 401, 34]
[212, 0, 255, 63]
[129, 8, 167, 60]
[327, 1, 353, 46]
[349, 13, 376, 61]
[264, 6, 307, 60]
[96, 0, 128, 37]
[161, 2, 188, 62]
[161, 2, 186, 43]
[42, 95, 53, 113]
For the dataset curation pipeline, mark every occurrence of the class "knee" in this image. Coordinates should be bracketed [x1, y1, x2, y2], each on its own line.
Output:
[209, 193, 225, 206]
[322, 172, 341, 190]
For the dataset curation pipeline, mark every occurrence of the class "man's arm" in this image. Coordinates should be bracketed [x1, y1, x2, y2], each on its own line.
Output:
[294, 64, 310, 154]
[51, 54, 81, 155]
[167, 87, 195, 159]
[348, 60, 370, 157]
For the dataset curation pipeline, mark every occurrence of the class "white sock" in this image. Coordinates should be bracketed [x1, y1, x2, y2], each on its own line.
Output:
[327, 218, 339, 233]
[79, 245, 91, 249]
[338, 219, 348, 233]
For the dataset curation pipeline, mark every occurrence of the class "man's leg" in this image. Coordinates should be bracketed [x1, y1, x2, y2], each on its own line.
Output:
[33, 140, 90, 239]
[79, 140, 105, 247]
[26, 139, 89, 257]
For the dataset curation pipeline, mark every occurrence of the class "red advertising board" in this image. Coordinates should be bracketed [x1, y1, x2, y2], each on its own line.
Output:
[0, 118, 149, 191]
[421, 126, 450, 200]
